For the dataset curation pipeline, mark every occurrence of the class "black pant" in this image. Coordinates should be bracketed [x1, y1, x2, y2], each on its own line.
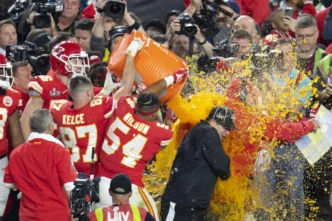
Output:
[304, 149, 332, 220]
[160, 199, 208, 221]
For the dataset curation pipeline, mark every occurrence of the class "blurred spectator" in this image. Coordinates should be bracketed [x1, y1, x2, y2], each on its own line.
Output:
[0, 19, 17, 56]
[322, 6, 332, 43]
[231, 29, 252, 59]
[295, 14, 325, 77]
[87, 62, 108, 87]
[237, 0, 270, 26]
[144, 19, 166, 38]
[171, 34, 201, 58]
[261, 10, 294, 46]
[214, 0, 241, 44]
[233, 15, 261, 43]
[107, 26, 131, 53]
[75, 18, 94, 52]
[316, 6, 331, 46]
[274, 0, 317, 19]
[56, 0, 80, 33]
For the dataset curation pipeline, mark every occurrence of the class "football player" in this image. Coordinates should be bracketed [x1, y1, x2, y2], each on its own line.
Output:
[0, 54, 24, 219]
[50, 51, 137, 176]
[20, 41, 91, 140]
[97, 68, 188, 221]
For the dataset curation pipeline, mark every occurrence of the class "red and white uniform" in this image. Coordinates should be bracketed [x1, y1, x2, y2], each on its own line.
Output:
[3, 133, 77, 221]
[0, 88, 22, 156]
[0, 88, 22, 216]
[51, 96, 114, 176]
[28, 75, 103, 110]
[12, 87, 29, 115]
[28, 75, 68, 109]
[98, 96, 173, 221]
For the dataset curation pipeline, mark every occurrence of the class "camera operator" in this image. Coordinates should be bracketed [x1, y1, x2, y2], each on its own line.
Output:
[56, 0, 80, 33]
[86, 174, 156, 221]
[168, 19, 214, 58]
[91, 0, 144, 60]
[0, 19, 17, 56]
[27, 10, 57, 36]
[4, 109, 77, 221]
[12, 61, 33, 114]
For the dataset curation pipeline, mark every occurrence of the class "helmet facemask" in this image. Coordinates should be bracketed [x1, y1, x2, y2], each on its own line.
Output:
[0, 62, 13, 88]
[60, 51, 90, 76]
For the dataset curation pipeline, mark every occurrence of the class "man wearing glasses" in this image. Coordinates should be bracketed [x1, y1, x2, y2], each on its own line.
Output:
[295, 14, 326, 77]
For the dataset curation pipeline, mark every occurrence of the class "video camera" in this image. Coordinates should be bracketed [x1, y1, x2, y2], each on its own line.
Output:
[6, 42, 51, 76]
[70, 147, 100, 220]
[213, 39, 240, 58]
[193, 0, 219, 38]
[32, 0, 63, 28]
[104, 0, 126, 19]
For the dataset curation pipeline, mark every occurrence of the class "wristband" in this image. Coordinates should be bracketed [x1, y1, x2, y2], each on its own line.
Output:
[199, 38, 207, 45]
[164, 75, 175, 87]
[96, 7, 104, 13]
[128, 21, 140, 31]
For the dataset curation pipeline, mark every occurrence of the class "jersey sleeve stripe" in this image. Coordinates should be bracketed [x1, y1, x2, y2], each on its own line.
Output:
[104, 98, 117, 119]
[28, 82, 43, 94]
[161, 139, 172, 146]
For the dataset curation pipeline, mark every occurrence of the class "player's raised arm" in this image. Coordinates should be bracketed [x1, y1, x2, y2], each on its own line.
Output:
[20, 97, 44, 141]
[113, 38, 144, 100]
[139, 68, 189, 97]
[8, 108, 24, 148]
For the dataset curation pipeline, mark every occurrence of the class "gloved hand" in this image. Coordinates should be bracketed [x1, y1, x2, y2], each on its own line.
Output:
[98, 70, 121, 96]
[126, 38, 144, 57]
[164, 68, 189, 87]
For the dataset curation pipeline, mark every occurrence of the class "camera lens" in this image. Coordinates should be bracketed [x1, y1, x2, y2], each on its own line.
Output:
[104, 1, 125, 19]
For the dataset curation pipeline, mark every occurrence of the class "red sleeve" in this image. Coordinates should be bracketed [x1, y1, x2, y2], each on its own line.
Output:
[3, 164, 14, 185]
[184, 0, 190, 8]
[265, 120, 315, 143]
[301, 2, 317, 17]
[87, 211, 97, 221]
[56, 146, 77, 186]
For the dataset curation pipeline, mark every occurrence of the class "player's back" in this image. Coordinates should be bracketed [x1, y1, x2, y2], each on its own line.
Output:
[28, 75, 68, 109]
[51, 96, 114, 176]
[0, 88, 22, 156]
[99, 96, 173, 187]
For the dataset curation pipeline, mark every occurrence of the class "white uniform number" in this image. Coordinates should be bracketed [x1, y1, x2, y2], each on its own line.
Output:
[102, 118, 147, 168]
[60, 125, 98, 163]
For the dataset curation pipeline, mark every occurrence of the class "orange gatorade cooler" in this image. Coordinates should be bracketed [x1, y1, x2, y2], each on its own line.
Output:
[108, 31, 188, 103]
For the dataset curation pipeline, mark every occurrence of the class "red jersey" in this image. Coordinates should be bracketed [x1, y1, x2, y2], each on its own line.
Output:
[87, 204, 152, 221]
[0, 88, 22, 156]
[28, 75, 104, 110]
[12, 87, 29, 115]
[28, 75, 68, 109]
[99, 96, 173, 187]
[4, 134, 77, 221]
[51, 96, 114, 176]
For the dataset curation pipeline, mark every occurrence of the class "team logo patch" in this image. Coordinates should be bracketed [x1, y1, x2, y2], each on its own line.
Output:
[3, 96, 13, 107]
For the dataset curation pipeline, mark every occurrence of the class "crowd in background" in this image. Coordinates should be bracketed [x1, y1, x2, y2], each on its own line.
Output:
[0, 0, 332, 220]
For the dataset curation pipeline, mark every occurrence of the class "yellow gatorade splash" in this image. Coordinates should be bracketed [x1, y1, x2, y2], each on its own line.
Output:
[144, 50, 318, 220]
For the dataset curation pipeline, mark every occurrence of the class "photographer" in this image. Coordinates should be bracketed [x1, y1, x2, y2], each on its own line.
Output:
[90, 0, 144, 60]
[233, 15, 261, 43]
[229, 29, 252, 60]
[55, 0, 80, 33]
[27, 10, 57, 36]
[168, 18, 214, 58]
[4, 109, 77, 221]
[0, 19, 17, 56]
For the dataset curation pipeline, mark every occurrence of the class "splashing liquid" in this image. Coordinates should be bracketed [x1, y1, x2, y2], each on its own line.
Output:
[143, 55, 319, 220]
